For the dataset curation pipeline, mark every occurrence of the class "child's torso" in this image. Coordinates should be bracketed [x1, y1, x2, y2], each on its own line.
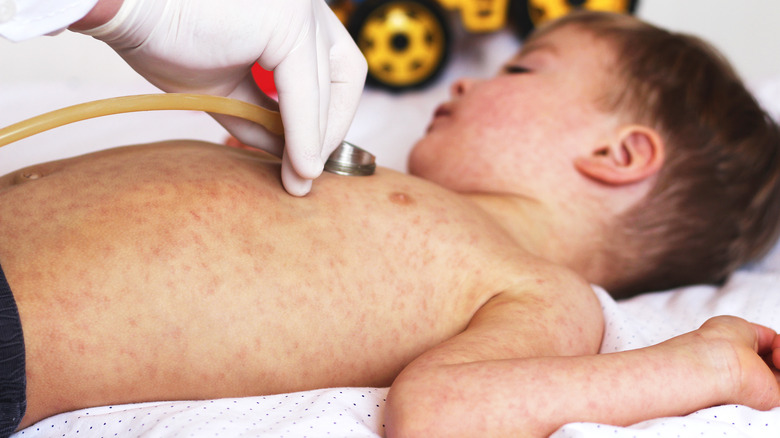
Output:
[0, 141, 536, 420]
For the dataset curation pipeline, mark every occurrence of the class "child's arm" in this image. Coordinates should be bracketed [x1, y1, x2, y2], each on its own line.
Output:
[385, 266, 780, 438]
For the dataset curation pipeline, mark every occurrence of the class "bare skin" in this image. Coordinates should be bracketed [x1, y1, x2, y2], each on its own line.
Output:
[386, 315, 780, 437]
[0, 141, 601, 429]
[1, 141, 778, 437]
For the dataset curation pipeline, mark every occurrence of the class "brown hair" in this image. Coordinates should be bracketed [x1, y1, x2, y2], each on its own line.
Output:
[532, 12, 780, 297]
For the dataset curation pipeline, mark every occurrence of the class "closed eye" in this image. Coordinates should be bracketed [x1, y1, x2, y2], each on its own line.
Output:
[502, 65, 532, 74]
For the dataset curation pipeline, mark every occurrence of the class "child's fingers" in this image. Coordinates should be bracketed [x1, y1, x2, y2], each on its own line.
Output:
[702, 316, 778, 355]
[752, 323, 778, 354]
[774, 348, 780, 372]
[768, 333, 780, 371]
[772, 334, 780, 369]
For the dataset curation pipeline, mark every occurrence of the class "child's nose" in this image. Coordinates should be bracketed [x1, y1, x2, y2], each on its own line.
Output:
[450, 78, 477, 97]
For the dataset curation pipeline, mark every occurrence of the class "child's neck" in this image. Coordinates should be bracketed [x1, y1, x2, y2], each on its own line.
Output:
[466, 192, 611, 286]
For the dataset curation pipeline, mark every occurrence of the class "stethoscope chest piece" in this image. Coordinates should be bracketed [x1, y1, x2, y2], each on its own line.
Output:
[324, 141, 376, 176]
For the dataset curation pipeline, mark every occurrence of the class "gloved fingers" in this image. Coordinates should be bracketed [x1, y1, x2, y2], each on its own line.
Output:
[322, 46, 367, 159]
[317, 1, 368, 160]
[281, 148, 314, 197]
[227, 72, 281, 113]
[321, 79, 365, 160]
[274, 27, 324, 181]
[213, 74, 285, 157]
[214, 112, 285, 157]
[316, 10, 332, 158]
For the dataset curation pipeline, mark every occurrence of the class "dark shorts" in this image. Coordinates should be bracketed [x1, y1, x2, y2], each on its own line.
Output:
[0, 260, 25, 437]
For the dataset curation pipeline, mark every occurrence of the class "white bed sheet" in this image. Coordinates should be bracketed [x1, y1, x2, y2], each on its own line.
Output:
[4, 30, 780, 438]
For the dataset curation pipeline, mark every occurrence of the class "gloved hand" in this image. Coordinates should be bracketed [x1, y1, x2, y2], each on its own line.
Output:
[79, 0, 367, 196]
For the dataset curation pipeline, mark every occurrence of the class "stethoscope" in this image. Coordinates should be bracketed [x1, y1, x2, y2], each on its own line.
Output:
[0, 93, 376, 177]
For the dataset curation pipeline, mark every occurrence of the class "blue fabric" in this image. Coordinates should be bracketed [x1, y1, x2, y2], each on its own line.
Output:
[0, 260, 25, 437]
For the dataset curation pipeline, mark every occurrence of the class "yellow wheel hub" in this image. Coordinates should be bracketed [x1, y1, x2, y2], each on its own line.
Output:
[528, 0, 633, 27]
[356, 2, 446, 88]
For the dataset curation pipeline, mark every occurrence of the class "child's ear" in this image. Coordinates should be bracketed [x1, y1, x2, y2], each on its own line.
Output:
[574, 126, 665, 185]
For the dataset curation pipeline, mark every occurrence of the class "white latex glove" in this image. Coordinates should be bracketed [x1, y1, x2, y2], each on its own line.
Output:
[80, 0, 367, 196]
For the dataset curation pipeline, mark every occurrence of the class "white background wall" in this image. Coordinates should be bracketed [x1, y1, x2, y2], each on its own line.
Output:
[0, 0, 778, 84]
[637, 0, 780, 84]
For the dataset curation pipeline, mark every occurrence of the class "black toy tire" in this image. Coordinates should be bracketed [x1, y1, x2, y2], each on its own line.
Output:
[347, 0, 451, 91]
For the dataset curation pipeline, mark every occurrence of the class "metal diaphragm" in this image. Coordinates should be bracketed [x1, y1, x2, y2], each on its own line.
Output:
[324, 141, 376, 176]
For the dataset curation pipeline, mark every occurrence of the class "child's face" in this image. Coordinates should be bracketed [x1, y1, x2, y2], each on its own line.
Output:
[409, 25, 622, 197]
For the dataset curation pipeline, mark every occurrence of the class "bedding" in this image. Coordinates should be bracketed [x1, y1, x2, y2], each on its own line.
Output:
[3, 29, 780, 438]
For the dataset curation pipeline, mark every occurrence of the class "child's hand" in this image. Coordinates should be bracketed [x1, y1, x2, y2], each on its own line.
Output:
[691, 316, 780, 410]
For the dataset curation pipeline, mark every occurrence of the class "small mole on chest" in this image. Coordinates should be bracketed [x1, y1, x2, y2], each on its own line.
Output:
[388, 192, 414, 206]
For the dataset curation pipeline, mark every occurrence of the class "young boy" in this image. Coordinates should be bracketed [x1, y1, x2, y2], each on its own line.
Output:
[1, 11, 779, 438]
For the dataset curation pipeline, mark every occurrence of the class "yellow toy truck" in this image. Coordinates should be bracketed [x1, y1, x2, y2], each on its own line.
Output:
[328, 0, 638, 90]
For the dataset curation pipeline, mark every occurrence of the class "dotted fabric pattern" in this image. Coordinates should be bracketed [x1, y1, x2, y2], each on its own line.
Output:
[12, 388, 388, 438]
[553, 404, 780, 438]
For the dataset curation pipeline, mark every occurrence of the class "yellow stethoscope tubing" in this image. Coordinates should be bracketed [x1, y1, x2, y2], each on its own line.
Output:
[0, 93, 283, 149]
